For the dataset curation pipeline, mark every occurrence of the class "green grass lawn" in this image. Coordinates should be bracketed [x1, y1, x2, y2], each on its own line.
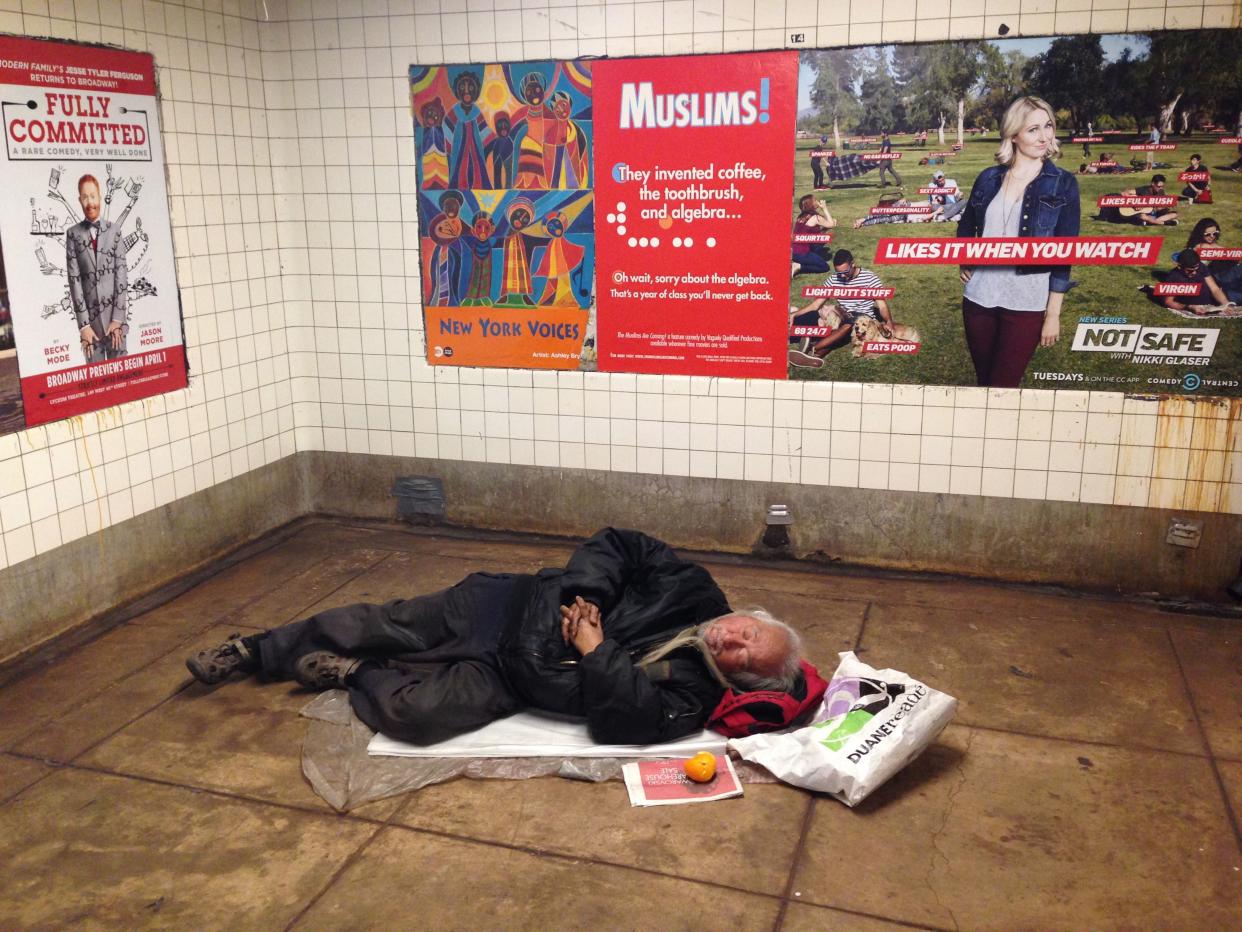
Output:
[788, 134, 1242, 393]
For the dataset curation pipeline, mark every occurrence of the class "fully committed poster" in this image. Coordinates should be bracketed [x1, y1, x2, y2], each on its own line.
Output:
[410, 61, 595, 369]
[592, 52, 798, 378]
[0, 37, 185, 433]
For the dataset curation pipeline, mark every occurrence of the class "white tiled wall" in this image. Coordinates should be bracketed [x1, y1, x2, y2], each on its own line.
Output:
[0, 0, 1238, 576]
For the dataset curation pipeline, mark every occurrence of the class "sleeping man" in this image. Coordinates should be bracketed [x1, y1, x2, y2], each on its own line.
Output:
[187, 528, 805, 745]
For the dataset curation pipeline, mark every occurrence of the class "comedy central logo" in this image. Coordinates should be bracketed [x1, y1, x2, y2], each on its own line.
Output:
[1071, 323, 1219, 364]
[813, 675, 905, 752]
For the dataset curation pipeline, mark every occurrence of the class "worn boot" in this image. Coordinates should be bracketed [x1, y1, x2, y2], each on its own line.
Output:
[293, 651, 363, 690]
[186, 634, 259, 684]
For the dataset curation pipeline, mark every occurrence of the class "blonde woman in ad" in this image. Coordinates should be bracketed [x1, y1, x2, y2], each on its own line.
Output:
[956, 96, 1080, 388]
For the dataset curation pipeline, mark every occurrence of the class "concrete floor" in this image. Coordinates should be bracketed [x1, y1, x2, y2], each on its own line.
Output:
[0, 520, 1239, 930]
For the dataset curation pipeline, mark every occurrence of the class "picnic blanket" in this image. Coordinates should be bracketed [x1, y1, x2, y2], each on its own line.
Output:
[827, 154, 880, 181]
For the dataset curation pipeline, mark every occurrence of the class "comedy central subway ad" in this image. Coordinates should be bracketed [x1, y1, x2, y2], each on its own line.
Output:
[410, 30, 1242, 396]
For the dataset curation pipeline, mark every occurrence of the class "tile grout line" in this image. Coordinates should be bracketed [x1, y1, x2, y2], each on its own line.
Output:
[771, 793, 816, 931]
[281, 816, 393, 931]
[378, 816, 827, 913]
[853, 601, 872, 652]
[4, 750, 397, 826]
[1164, 628, 1242, 856]
[0, 750, 61, 807]
[221, 547, 399, 631]
[947, 718, 1224, 762]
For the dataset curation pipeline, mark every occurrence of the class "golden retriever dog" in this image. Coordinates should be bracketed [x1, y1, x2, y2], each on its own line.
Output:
[850, 316, 922, 357]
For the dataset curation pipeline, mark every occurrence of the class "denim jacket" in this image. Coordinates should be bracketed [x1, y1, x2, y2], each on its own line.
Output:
[956, 160, 1081, 293]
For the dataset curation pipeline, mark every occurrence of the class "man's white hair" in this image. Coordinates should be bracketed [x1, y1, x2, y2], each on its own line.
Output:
[637, 607, 802, 693]
[717, 608, 803, 692]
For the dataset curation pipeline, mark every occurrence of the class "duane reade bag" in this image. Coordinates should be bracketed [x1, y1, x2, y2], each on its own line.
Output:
[728, 651, 957, 806]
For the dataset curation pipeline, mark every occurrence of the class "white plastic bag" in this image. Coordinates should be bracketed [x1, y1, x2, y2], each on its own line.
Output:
[728, 651, 957, 806]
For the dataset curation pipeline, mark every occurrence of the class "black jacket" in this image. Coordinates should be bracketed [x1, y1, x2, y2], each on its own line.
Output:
[499, 528, 731, 744]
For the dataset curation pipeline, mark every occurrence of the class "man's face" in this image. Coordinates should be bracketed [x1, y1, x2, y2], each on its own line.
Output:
[79, 181, 101, 222]
[834, 262, 856, 282]
[703, 615, 789, 679]
[1150, 180, 1165, 194]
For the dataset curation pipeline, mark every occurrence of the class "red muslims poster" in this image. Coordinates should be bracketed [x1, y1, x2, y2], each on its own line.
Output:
[593, 52, 798, 378]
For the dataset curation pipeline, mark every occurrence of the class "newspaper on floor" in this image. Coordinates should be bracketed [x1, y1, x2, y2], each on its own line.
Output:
[623, 754, 743, 807]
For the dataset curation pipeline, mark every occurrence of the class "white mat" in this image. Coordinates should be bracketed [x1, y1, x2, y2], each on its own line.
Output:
[367, 711, 727, 759]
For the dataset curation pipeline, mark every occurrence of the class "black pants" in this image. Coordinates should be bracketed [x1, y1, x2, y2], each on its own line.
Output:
[258, 573, 524, 744]
[811, 159, 825, 188]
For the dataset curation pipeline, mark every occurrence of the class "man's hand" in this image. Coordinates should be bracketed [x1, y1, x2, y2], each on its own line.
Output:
[80, 324, 97, 349]
[560, 595, 604, 656]
[105, 321, 124, 350]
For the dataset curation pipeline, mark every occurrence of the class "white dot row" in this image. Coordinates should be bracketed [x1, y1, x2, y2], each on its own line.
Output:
[625, 236, 718, 248]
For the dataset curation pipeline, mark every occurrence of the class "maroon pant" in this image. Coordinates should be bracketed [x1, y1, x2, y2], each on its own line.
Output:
[961, 299, 1045, 388]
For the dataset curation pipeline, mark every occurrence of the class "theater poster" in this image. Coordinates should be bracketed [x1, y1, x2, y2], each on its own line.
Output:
[410, 61, 595, 369]
[592, 51, 798, 378]
[0, 36, 186, 433]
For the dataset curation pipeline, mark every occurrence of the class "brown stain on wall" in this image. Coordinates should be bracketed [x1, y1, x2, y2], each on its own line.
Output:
[1156, 395, 1242, 513]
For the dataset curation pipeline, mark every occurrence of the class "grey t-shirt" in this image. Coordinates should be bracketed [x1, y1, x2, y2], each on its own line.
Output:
[963, 186, 1050, 312]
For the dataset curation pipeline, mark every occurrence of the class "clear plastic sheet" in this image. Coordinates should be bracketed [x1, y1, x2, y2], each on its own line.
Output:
[299, 691, 774, 812]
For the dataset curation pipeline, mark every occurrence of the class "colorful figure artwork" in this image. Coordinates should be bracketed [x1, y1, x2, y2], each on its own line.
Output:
[499, 196, 537, 306]
[411, 60, 595, 368]
[444, 70, 494, 189]
[411, 61, 593, 192]
[425, 189, 465, 306]
[534, 209, 587, 305]
[417, 98, 449, 190]
[490, 113, 514, 189]
[417, 189, 594, 310]
[461, 211, 497, 305]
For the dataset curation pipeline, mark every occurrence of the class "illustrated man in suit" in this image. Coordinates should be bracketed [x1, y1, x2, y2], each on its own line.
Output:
[67, 173, 128, 362]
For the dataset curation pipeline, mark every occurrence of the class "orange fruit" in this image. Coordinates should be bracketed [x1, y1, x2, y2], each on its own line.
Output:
[684, 751, 717, 783]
